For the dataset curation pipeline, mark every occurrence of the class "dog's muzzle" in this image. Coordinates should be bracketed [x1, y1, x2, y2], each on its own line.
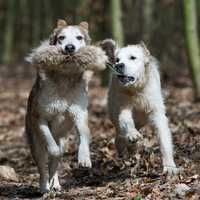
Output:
[114, 63, 135, 84]
[106, 62, 135, 85]
[115, 63, 125, 74]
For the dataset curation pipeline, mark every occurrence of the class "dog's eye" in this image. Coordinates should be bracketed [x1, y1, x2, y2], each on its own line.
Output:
[130, 56, 136, 60]
[116, 58, 120, 63]
[58, 36, 65, 40]
[77, 36, 83, 40]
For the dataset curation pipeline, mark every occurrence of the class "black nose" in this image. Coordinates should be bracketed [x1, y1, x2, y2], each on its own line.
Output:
[65, 44, 75, 53]
[115, 63, 125, 74]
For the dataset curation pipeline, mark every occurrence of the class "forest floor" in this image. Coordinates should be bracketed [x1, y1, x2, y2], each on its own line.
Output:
[0, 65, 199, 200]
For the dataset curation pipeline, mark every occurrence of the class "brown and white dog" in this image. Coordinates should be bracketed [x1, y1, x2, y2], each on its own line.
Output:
[26, 20, 107, 193]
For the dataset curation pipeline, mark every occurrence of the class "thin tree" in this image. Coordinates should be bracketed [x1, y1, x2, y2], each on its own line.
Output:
[75, 0, 89, 23]
[110, 0, 124, 46]
[183, 0, 200, 100]
[43, 0, 53, 38]
[19, 0, 29, 53]
[143, 0, 155, 42]
[32, 0, 41, 46]
[3, 0, 15, 63]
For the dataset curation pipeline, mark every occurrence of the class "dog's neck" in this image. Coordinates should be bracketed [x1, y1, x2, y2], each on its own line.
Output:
[37, 69, 84, 89]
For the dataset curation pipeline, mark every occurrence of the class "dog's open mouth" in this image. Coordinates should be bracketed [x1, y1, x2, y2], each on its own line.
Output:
[117, 75, 135, 84]
[106, 63, 135, 84]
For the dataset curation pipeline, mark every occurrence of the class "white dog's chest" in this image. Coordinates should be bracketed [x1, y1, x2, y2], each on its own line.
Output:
[131, 95, 152, 128]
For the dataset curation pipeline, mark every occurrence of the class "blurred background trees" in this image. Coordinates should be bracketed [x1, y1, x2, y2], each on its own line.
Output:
[0, 0, 200, 99]
[183, 0, 200, 100]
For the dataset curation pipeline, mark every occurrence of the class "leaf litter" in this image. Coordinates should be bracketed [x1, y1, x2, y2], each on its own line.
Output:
[0, 74, 199, 199]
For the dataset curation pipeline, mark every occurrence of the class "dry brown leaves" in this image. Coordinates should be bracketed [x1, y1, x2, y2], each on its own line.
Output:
[0, 74, 199, 199]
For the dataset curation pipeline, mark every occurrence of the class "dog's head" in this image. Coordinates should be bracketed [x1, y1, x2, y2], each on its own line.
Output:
[49, 19, 91, 54]
[114, 42, 150, 87]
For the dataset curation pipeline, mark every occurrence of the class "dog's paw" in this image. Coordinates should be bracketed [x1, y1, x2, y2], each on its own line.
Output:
[163, 165, 179, 175]
[78, 157, 92, 168]
[40, 187, 50, 194]
[40, 184, 50, 194]
[49, 177, 61, 191]
[47, 145, 61, 158]
[115, 136, 128, 158]
[78, 147, 92, 168]
[126, 130, 143, 142]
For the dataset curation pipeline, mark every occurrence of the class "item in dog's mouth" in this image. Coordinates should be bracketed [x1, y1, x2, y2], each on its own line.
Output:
[117, 75, 135, 84]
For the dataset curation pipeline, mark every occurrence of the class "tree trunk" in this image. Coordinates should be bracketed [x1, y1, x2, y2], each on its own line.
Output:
[43, 0, 53, 38]
[32, 0, 40, 46]
[3, 0, 15, 64]
[75, 0, 89, 23]
[19, 0, 29, 53]
[143, 0, 154, 42]
[183, 0, 200, 100]
[110, 0, 124, 46]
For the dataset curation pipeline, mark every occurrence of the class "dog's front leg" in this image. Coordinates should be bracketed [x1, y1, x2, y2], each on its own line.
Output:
[38, 120, 61, 158]
[70, 105, 92, 168]
[116, 108, 142, 156]
[118, 108, 142, 141]
[151, 112, 178, 174]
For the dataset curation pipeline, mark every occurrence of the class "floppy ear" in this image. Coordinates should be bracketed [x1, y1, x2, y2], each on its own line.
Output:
[140, 41, 150, 57]
[79, 21, 89, 30]
[57, 19, 67, 28]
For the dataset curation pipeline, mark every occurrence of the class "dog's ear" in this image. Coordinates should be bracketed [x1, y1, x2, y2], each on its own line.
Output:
[79, 21, 89, 30]
[57, 19, 67, 28]
[49, 19, 67, 45]
[49, 29, 60, 45]
[140, 41, 150, 57]
[99, 39, 117, 64]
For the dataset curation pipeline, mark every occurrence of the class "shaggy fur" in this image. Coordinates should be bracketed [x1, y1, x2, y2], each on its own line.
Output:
[25, 21, 108, 194]
[102, 39, 178, 175]
[27, 41, 107, 73]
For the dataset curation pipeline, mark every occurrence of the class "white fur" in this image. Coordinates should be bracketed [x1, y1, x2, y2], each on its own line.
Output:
[56, 26, 86, 52]
[25, 40, 51, 63]
[108, 44, 178, 174]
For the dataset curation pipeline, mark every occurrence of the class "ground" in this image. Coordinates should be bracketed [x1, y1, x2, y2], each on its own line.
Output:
[0, 65, 199, 199]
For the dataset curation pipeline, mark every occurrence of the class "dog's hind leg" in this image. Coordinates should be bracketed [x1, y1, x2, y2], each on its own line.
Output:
[151, 112, 178, 174]
[32, 140, 49, 194]
[48, 157, 61, 191]
[34, 120, 62, 193]
[48, 137, 65, 191]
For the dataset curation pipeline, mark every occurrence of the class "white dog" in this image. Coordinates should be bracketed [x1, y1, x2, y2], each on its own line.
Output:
[105, 40, 178, 174]
[26, 20, 107, 193]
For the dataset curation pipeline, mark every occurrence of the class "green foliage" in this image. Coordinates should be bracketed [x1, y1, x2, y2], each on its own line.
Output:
[132, 194, 142, 200]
